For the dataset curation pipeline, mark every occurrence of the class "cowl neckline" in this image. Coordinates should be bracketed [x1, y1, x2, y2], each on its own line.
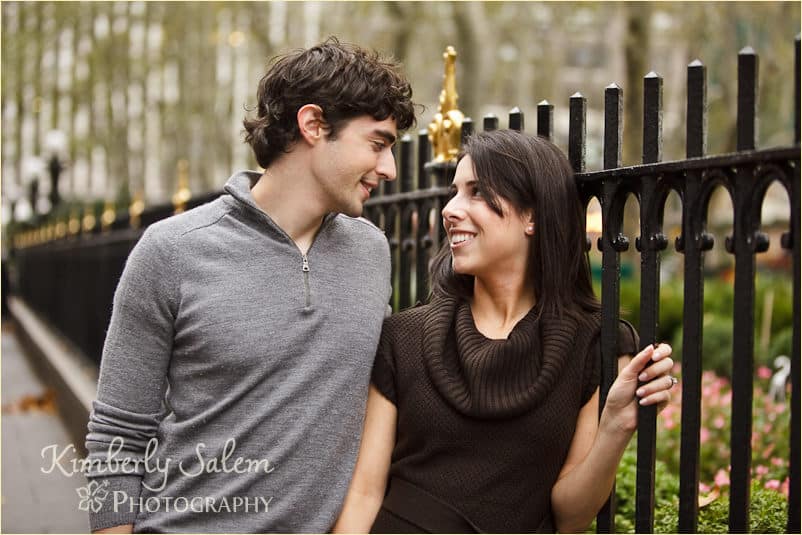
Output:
[422, 296, 580, 419]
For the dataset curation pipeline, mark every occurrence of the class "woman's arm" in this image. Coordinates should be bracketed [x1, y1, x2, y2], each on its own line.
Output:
[550, 343, 674, 533]
[332, 385, 397, 533]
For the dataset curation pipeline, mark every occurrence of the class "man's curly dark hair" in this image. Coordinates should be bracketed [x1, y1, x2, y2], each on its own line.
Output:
[243, 37, 417, 169]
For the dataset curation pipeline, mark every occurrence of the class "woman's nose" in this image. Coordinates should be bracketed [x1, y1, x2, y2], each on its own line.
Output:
[442, 196, 465, 222]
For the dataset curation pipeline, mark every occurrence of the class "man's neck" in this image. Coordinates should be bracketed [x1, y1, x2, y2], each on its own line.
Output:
[250, 160, 328, 254]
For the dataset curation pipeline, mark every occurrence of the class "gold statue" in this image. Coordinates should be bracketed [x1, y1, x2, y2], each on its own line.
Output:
[172, 159, 192, 214]
[427, 46, 464, 163]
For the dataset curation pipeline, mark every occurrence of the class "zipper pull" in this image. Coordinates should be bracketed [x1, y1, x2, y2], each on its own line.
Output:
[302, 254, 310, 272]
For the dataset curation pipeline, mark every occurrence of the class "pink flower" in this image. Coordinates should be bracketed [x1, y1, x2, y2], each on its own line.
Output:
[762, 444, 775, 458]
[757, 366, 772, 379]
[763, 422, 773, 434]
[664, 417, 676, 430]
[699, 482, 711, 493]
[714, 416, 726, 429]
[771, 457, 784, 467]
[765, 479, 781, 490]
[782, 478, 790, 496]
[755, 465, 769, 476]
[714, 468, 730, 487]
[721, 392, 732, 404]
[700, 427, 710, 444]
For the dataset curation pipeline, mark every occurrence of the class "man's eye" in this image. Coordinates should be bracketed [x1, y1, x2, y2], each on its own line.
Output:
[372, 141, 386, 152]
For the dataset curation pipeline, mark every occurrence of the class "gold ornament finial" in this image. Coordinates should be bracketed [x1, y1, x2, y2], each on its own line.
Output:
[101, 200, 117, 231]
[172, 159, 192, 214]
[68, 208, 81, 235]
[82, 205, 97, 233]
[129, 191, 145, 229]
[427, 46, 464, 163]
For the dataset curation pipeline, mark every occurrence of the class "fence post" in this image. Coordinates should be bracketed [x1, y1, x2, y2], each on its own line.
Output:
[398, 135, 415, 310]
[415, 129, 433, 304]
[635, 71, 664, 534]
[537, 100, 554, 141]
[508, 107, 524, 131]
[678, 58, 707, 534]
[787, 34, 801, 535]
[727, 46, 760, 533]
[598, 82, 625, 534]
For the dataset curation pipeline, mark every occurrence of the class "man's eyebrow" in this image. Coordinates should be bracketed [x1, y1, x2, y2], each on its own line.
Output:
[373, 129, 397, 145]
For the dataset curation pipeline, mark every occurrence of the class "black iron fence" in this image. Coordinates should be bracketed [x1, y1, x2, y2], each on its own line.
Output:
[9, 39, 800, 533]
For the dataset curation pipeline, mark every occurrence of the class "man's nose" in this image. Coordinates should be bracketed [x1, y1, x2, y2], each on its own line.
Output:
[377, 148, 397, 182]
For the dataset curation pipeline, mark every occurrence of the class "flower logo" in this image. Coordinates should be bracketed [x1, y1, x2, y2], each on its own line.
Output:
[76, 480, 109, 513]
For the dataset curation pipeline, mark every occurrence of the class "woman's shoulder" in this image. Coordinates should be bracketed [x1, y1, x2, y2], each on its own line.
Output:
[383, 300, 435, 335]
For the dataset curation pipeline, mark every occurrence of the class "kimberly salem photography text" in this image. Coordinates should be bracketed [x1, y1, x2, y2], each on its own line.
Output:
[41, 437, 276, 492]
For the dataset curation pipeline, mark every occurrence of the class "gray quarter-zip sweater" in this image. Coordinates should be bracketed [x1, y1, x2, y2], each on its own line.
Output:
[85, 171, 392, 532]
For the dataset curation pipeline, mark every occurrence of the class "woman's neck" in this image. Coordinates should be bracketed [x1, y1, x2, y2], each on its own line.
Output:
[470, 275, 536, 339]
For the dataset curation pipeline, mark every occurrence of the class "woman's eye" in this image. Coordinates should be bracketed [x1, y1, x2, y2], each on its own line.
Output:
[471, 186, 483, 198]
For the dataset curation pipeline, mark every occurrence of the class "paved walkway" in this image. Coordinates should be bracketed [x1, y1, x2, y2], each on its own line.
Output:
[2, 322, 90, 533]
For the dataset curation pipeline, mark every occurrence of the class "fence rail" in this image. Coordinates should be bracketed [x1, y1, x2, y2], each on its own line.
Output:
[9, 37, 800, 533]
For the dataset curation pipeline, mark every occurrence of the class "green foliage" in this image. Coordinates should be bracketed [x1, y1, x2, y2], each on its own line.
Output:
[586, 369, 790, 534]
[603, 443, 788, 533]
[689, 482, 787, 533]
[606, 270, 794, 379]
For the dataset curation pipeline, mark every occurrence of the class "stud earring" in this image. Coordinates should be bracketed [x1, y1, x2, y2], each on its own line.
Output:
[526, 226, 534, 234]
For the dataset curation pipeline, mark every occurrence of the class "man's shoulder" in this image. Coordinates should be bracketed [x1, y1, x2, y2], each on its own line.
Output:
[143, 198, 229, 244]
[333, 214, 385, 237]
[330, 214, 389, 253]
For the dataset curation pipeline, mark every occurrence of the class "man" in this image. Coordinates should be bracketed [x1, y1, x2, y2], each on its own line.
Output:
[85, 37, 416, 532]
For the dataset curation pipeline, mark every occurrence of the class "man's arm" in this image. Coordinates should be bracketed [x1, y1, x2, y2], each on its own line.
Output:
[332, 385, 397, 532]
[85, 225, 178, 532]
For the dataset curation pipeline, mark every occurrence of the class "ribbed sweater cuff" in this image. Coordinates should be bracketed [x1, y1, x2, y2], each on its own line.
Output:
[87, 474, 142, 531]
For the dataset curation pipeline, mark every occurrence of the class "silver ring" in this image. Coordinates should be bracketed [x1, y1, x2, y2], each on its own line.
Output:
[669, 376, 678, 388]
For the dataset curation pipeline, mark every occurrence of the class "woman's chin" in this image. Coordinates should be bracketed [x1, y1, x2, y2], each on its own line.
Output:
[451, 260, 476, 276]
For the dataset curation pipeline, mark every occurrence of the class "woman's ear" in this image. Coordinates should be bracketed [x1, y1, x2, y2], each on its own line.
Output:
[523, 210, 535, 236]
[297, 104, 327, 145]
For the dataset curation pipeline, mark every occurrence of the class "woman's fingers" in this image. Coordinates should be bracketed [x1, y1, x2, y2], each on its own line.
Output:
[636, 373, 677, 399]
[638, 386, 672, 407]
[637, 356, 674, 383]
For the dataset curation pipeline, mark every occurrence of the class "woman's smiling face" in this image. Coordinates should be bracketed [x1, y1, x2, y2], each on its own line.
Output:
[441, 156, 534, 280]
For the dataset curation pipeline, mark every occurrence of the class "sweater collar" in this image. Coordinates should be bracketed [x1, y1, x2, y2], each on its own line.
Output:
[223, 170, 336, 241]
[421, 296, 583, 419]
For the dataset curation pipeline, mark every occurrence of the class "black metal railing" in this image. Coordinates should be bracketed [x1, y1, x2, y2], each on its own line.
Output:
[9, 37, 800, 533]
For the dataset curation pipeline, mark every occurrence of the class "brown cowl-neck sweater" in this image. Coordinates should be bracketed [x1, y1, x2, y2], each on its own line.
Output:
[370, 296, 639, 533]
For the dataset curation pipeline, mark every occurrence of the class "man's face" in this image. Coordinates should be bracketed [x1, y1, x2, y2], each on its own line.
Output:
[311, 115, 398, 217]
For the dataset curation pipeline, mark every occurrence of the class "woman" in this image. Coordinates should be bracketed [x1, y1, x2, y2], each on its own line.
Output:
[333, 130, 675, 533]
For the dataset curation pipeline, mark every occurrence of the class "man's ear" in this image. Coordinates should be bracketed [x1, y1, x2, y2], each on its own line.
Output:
[297, 104, 327, 145]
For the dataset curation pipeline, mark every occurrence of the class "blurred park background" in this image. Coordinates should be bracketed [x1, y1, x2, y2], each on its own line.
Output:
[1, 1, 799, 532]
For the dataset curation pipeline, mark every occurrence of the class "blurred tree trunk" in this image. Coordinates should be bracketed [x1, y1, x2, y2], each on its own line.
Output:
[385, 2, 417, 65]
[452, 2, 482, 119]
[623, 2, 652, 166]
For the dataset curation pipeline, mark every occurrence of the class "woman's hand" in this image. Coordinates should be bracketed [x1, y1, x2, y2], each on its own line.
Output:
[600, 343, 675, 437]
